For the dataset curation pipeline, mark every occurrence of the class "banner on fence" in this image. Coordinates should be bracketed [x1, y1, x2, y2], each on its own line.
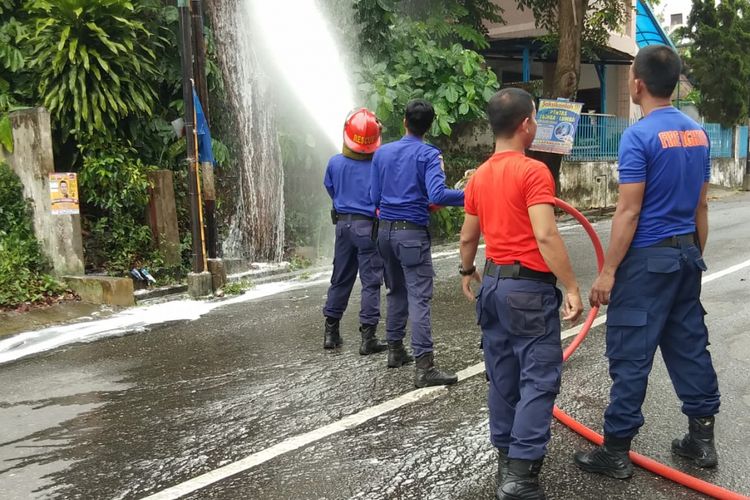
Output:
[49, 173, 79, 215]
[530, 100, 584, 155]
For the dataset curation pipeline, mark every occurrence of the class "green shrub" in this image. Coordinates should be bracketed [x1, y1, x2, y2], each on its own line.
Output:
[78, 141, 160, 274]
[0, 162, 64, 308]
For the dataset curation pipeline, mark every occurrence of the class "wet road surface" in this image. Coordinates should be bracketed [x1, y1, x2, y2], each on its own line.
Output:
[1, 193, 749, 500]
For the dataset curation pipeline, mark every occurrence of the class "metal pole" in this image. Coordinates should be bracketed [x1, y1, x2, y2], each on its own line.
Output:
[190, 0, 218, 259]
[178, 0, 206, 273]
[191, 0, 210, 125]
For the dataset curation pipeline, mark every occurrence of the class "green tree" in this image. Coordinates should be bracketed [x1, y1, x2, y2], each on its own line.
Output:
[0, 0, 32, 153]
[27, 0, 163, 141]
[351, 0, 500, 139]
[515, 0, 627, 99]
[681, 0, 750, 127]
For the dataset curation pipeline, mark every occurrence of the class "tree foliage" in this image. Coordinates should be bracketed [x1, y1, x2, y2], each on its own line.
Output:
[516, 0, 627, 54]
[681, 0, 750, 127]
[351, 0, 500, 139]
[27, 0, 163, 141]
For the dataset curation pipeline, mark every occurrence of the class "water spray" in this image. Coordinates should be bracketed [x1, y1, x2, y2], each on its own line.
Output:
[250, 0, 356, 149]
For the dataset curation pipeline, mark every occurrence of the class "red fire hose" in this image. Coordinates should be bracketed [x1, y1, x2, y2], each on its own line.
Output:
[553, 198, 749, 500]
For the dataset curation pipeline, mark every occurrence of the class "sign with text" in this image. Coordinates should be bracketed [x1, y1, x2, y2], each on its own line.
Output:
[530, 99, 584, 155]
[50, 173, 80, 215]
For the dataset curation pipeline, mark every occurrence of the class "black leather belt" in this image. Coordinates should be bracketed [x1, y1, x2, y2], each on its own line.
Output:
[651, 233, 697, 248]
[336, 213, 374, 222]
[380, 220, 428, 231]
[484, 260, 557, 285]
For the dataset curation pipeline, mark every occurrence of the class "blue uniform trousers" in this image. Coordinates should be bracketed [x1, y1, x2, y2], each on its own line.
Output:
[477, 275, 563, 460]
[603, 241, 720, 438]
[377, 225, 434, 358]
[322, 219, 382, 325]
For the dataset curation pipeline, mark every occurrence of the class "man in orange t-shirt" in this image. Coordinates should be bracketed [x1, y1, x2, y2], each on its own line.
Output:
[459, 88, 583, 500]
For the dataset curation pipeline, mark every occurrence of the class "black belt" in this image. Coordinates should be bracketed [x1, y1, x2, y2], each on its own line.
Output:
[380, 220, 428, 231]
[484, 261, 557, 285]
[651, 233, 697, 248]
[336, 213, 374, 222]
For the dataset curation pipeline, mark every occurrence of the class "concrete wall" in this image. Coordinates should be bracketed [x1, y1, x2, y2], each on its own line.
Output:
[559, 162, 619, 208]
[1, 108, 84, 276]
[560, 157, 746, 209]
[710, 157, 745, 189]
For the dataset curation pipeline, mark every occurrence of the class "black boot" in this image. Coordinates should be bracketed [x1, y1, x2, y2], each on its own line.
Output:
[414, 352, 458, 388]
[496, 458, 546, 500]
[574, 435, 633, 479]
[359, 324, 387, 355]
[323, 317, 342, 350]
[387, 340, 413, 368]
[496, 448, 509, 485]
[672, 416, 718, 468]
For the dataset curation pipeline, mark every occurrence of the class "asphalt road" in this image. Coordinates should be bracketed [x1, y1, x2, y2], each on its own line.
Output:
[1, 192, 748, 500]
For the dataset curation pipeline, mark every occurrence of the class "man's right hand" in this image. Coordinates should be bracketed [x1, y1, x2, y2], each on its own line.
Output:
[562, 288, 584, 323]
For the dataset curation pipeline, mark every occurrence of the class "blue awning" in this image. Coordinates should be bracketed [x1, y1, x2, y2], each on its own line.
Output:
[636, 0, 676, 49]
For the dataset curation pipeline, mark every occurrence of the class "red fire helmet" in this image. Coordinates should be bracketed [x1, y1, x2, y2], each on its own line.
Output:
[343, 108, 382, 154]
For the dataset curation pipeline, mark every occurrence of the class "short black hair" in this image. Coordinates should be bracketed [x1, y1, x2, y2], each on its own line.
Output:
[405, 99, 435, 136]
[487, 88, 535, 138]
[59, 180, 67, 185]
[633, 45, 681, 98]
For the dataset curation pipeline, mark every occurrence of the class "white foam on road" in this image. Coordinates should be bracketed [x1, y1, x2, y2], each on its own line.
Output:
[0, 275, 329, 365]
[140, 258, 750, 500]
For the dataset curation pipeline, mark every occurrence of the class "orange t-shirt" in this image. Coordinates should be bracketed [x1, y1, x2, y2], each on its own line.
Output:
[464, 151, 555, 273]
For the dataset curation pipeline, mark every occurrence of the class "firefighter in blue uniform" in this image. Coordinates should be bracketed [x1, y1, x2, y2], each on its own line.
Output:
[370, 99, 464, 387]
[322, 108, 388, 356]
[575, 46, 721, 478]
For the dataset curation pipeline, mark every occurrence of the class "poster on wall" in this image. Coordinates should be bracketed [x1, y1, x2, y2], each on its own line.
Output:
[530, 99, 584, 155]
[49, 173, 79, 215]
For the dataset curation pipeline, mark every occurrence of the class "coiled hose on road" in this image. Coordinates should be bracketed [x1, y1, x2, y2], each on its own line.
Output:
[553, 198, 749, 500]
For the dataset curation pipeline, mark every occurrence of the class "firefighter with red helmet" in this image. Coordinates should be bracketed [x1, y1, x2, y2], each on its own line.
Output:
[322, 108, 387, 355]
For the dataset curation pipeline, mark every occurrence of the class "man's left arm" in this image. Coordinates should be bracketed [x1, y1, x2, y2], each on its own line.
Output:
[425, 153, 464, 207]
[589, 182, 645, 307]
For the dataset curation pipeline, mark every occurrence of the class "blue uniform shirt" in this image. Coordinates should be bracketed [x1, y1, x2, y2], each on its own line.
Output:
[618, 108, 711, 248]
[370, 135, 464, 226]
[324, 154, 377, 217]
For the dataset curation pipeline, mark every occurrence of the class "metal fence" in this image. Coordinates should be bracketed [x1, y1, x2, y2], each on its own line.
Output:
[703, 123, 734, 159]
[566, 114, 634, 162]
[565, 114, 736, 162]
[738, 126, 748, 158]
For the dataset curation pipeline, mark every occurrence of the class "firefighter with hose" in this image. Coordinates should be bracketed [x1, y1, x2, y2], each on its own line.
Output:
[459, 87, 583, 499]
[574, 45, 721, 479]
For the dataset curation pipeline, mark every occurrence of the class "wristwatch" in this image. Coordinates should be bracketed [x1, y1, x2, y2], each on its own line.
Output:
[459, 264, 476, 276]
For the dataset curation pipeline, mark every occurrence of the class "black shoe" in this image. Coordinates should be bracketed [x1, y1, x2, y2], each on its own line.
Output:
[323, 317, 342, 350]
[387, 340, 413, 368]
[574, 435, 633, 479]
[672, 416, 718, 468]
[414, 352, 458, 388]
[359, 324, 387, 355]
[496, 448, 509, 485]
[496, 458, 546, 500]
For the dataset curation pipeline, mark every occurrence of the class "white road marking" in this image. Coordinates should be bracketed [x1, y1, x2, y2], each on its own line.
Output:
[140, 258, 750, 500]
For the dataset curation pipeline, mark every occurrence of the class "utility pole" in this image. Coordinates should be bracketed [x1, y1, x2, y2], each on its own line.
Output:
[190, 0, 219, 259]
[178, 0, 211, 296]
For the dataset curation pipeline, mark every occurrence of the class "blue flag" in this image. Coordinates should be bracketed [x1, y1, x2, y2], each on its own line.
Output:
[193, 89, 215, 165]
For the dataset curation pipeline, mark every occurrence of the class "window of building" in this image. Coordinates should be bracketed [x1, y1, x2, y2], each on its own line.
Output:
[671, 13, 683, 26]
